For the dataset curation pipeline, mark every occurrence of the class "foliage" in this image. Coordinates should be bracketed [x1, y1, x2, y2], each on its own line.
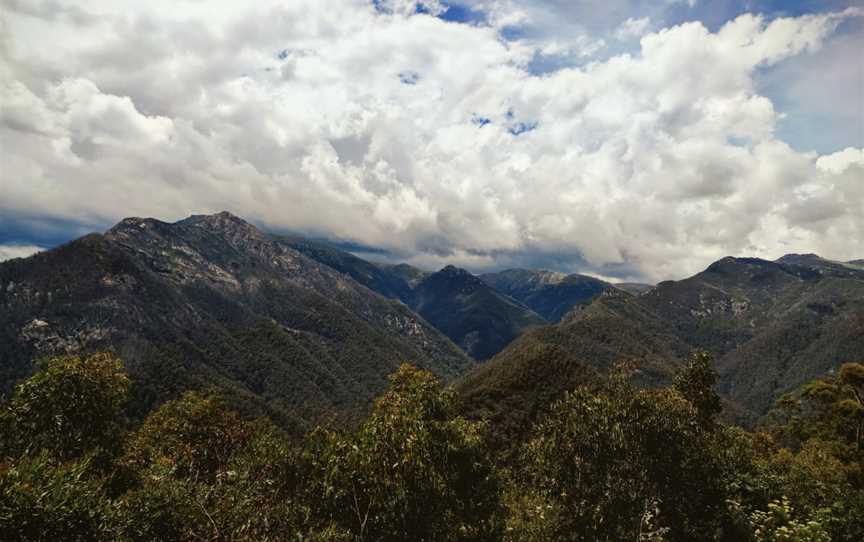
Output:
[747, 498, 830, 542]
[674, 351, 723, 424]
[760, 363, 864, 542]
[507, 376, 728, 541]
[0, 452, 111, 541]
[122, 391, 255, 482]
[1, 353, 862, 541]
[305, 364, 504, 541]
[1, 353, 129, 462]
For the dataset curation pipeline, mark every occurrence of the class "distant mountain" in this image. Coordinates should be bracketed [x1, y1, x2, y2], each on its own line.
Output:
[614, 282, 654, 295]
[480, 269, 613, 322]
[279, 236, 414, 301]
[409, 266, 547, 360]
[7, 214, 859, 435]
[458, 287, 686, 444]
[0, 212, 470, 428]
[776, 253, 864, 278]
[460, 254, 864, 431]
[286, 243, 547, 360]
[376, 263, 430, 288]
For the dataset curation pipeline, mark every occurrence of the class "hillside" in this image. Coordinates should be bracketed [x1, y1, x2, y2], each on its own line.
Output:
[286, 240, 547, 360]
[638, 255, 864, 414]
[480, 269, 612, 321]
[614, 282, 654, 295]
[460, 254, 864, 429]
[0, 212, 471, 428]
[458, 288, 688, 442]
[408, 266, 547, 360]
[278, 236, 415, 301]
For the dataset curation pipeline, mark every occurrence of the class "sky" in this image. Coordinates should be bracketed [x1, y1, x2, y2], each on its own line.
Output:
[0, 0, 862, 282]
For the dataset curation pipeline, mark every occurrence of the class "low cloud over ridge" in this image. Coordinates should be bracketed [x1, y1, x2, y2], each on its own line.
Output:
[1, 1, 861, 281]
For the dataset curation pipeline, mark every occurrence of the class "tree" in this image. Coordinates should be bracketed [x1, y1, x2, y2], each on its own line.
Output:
[1, 353, 129, 461]
[122, 391, 255, 482]
[0, 452, 111, 541]
[763, 362, 864, 542]
[673, 352, 722, 425]
[771, 362, 864, 455]
[747, 498, 830, 542]
[510, 378, 729, 541]
[307, 364, 503, 542]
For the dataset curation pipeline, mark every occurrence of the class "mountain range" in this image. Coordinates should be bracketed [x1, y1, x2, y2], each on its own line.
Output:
[460, 253, 864, 437]
[1, 212, 861, 431]
[282, 237, 548, 359]
[480, 268, 616, 322]
[0, 213, 469, 428]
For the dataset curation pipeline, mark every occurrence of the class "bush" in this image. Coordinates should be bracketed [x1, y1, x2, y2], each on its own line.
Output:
[2, 353, 129, 461]
[0, 452, 111, 541]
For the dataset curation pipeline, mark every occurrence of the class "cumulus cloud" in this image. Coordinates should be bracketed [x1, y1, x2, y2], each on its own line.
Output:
[0, 1, 862, 281]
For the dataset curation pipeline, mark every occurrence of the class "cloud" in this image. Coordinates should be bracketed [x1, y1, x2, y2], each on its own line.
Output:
[0, 244, 43, 262]
[0, 1, 862, 282]
[756, 15, 864, 153]
[615, 17, 651, 40]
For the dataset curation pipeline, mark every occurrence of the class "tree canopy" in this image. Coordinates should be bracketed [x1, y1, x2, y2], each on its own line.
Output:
[1, 353, 862, 541]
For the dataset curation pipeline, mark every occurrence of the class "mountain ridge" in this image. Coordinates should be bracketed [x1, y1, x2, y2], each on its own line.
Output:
[1, 212, 471, 428]
[283, 241, 548, 360]
[481, 268, 614, 322]
[459, 252, 864, 430]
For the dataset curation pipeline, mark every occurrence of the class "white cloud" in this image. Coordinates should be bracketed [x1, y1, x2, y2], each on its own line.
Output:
[615, 17, 651, 40]
[0, 244, 43, 262]
[0, 1, 862, 281]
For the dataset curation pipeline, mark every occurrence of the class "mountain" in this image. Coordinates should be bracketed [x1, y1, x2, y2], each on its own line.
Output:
[408, 266, 547, 360]
[376, 263, 430, 288]
[0, 212, 471, 428]
[279, 236, 414, 301]
[458, 287, 687, 445]
[285, 241, 546, 360]
[460, 254, 864, 432]
[614, 282, 654, 295]
[776, 253, 864, 278]
[480, 269, 613, 322]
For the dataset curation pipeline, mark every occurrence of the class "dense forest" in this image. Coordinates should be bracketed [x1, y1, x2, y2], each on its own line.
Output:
[2, 352, 862, 541]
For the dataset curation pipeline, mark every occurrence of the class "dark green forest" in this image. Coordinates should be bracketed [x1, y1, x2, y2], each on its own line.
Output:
[2, 352, 862, 541]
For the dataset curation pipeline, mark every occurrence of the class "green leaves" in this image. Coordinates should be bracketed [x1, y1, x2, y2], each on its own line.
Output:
[0, 452, 111, 541]
[306, 364, 504, 542]
[748, 498, 830, 542]
[2, 354, 862, 541]
[122, 391, 255, 482]
[510, 380, 727, 541]
[2, 353, 129, 462]
[673, 352, 722, 424]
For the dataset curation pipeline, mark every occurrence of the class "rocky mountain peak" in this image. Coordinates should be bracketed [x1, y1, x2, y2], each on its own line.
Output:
[432, 265, 486, 290]
[704, 256, 777, 275]
[106, 216, 167, 234]
[776, 253, 825, 265]
[105, 212, 268, 249]
[439, 265, 469, 276]
[178, 211, 265, 239]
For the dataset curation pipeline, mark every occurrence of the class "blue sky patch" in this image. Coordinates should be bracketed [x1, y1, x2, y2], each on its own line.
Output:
[471, 114, 492, 127]
[499, 25, 526, 42]
[508, 121, 538, 136]
[398, 71, 420, 85]
[438, 2, 487, 25]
